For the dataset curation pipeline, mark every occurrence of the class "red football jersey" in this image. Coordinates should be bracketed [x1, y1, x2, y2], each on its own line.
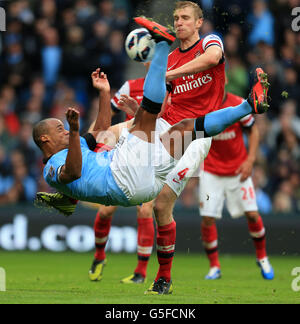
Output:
[204, 93, 255, 176]
[111, 78, 145, 121]
[162, 34, 225, 125]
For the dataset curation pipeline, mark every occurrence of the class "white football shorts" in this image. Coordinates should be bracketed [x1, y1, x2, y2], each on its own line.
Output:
[165, 137, 212, 197]
[110, 117, 213, 204]
[156, 117, 213, 198]
[199, 171, 258, 219]
[110, 118, 176, 206]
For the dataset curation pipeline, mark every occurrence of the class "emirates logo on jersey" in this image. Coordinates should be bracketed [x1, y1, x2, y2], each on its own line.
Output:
[195, 50, 201, 58]
[173, 73, 213, 95]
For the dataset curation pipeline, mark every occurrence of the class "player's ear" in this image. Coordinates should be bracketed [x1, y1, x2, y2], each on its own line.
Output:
[40, 134, 50, 145]
[196, 18, 203, 30]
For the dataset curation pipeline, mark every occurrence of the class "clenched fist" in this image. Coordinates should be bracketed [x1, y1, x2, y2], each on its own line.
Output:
[66, 108, 80, 132]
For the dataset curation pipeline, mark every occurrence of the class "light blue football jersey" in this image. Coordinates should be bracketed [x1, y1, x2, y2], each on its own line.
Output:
[43, 137, 129, 206]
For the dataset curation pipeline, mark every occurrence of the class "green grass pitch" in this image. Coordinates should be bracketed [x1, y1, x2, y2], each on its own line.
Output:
[0, 251, 299, 304]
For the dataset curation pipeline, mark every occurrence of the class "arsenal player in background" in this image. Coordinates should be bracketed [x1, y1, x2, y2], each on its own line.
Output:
[199, 89, 274, 281]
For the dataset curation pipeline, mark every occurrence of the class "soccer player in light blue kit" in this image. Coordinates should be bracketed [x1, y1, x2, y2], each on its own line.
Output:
[34, 25, 270, 223]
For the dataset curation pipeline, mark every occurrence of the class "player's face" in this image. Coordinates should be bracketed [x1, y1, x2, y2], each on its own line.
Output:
[47, 119, 70, 150]
[174, 7, 203, 41]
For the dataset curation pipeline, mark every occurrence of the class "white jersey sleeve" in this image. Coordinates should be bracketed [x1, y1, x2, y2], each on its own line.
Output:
[202, 34, 224, 52]
[240, 114, 255, 128]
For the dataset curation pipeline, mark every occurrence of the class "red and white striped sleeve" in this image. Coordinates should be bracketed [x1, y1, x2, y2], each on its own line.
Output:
[202, 34, 224, 52]
[111, 81, 130, 109]
[240, 114, 255, 128]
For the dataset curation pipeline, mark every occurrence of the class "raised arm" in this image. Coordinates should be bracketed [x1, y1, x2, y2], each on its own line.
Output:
[90, 68, 112, 137]
[59, 108, 82, 184]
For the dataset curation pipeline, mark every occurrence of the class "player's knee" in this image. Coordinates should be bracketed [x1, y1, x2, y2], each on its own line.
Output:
[137, 202, 154, 219]
[98, 206, 116, 219]
[245, 211, 260, 223]
[153, 184, 176, 211]
[154, 194, 169, 215]
[153, 193, 176, 226]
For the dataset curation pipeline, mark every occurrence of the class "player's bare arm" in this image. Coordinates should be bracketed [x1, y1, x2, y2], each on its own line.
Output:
[90, 68, 112, 137]
[235, 124, 260, 182]
[59, 108, 82, 184]
[166, 45, 223, 82]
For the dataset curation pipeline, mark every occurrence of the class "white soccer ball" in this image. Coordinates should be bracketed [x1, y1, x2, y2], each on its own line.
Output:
[125, 28, 156, 62]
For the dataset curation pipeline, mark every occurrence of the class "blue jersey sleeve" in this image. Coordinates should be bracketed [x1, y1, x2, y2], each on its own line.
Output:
[44, 137, 89, 185]
[44, 150, 67, 185]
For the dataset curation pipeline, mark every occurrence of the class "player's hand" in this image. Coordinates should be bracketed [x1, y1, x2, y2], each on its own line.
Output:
[91, 68, 111, 92]
[66, 108, 80, 132]
[118, 94, 139, 116]
[235, 159, 254, 182]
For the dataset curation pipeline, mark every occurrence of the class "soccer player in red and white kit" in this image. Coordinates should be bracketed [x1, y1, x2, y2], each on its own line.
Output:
[134, 1, 226, 294]
[91, 1, 227, 294]
[90, 67, 157, 284]
[199, 90, 274, 280]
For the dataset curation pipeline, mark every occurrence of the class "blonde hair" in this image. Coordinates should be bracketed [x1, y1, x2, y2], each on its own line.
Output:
[174, 1, 203, 19]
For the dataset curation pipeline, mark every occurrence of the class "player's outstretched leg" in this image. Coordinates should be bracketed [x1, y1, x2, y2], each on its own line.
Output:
[161, 67, 270, 160]
[198, 68, 270, 137]
[130, 18, 175, 141]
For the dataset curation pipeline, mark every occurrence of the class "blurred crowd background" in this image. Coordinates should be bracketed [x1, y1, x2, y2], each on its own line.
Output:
[0, 0, 299, 215]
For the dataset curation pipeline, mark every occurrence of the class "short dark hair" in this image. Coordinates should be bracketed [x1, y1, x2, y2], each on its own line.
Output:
[32, 119, 51, 149]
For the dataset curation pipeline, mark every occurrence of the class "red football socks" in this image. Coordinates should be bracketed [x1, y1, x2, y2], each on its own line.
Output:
[94, 212, 112, 261]
[248, 215, 267, 260]
[201, 223, 220, 269]
[134, 218, 155, 278]
[155, 221, 176, 282]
